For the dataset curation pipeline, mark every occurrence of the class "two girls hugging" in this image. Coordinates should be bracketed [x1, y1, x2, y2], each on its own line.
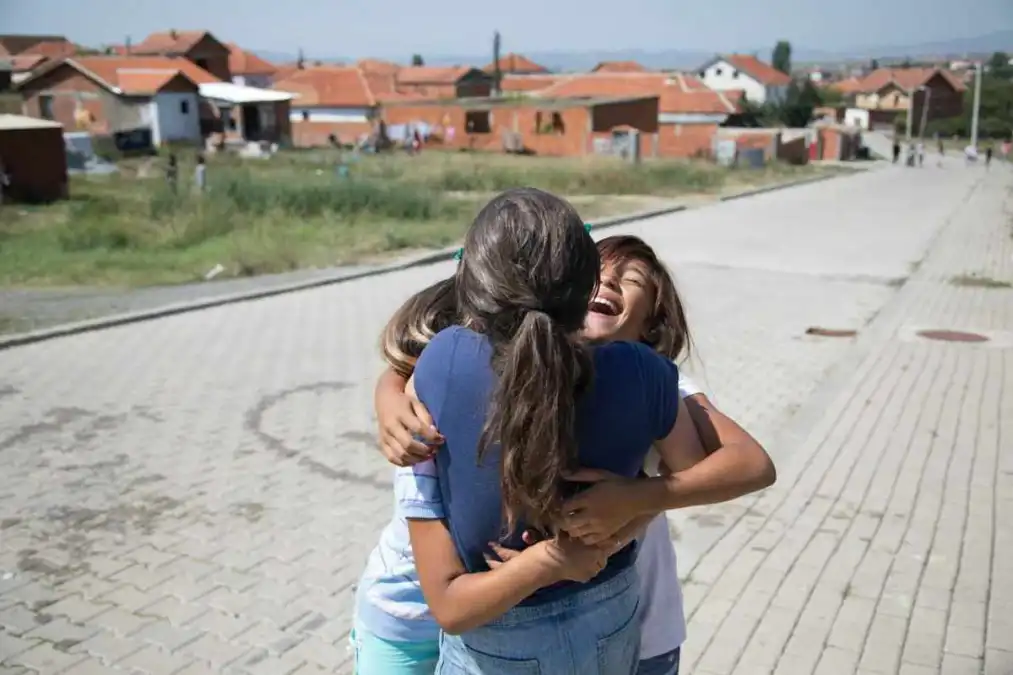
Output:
[353, 188, 776, 675]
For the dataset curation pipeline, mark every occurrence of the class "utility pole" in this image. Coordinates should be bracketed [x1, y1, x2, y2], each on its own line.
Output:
[969, 61, 982, 148]
[918, 86, 931, 140]
[905, 90, 915, 142]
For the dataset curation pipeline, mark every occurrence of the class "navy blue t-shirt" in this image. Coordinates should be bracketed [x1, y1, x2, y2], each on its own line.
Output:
[412, 325, 680, 605]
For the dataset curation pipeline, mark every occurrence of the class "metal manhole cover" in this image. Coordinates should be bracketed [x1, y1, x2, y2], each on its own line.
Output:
[916, 330, 990, 343]
[806, 327, 858, 338]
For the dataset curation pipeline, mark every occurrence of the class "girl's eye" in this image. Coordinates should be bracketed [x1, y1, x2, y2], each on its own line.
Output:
[622, 277, 644, 287]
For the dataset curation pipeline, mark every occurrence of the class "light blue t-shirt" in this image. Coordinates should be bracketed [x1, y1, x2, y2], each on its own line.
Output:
[355, 460, 443, 642]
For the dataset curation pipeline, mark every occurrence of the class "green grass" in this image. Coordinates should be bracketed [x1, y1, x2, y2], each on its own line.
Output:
[0, 151, 833, 288]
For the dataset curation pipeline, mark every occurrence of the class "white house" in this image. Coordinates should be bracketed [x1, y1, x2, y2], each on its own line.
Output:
[697, 54, 791, 106]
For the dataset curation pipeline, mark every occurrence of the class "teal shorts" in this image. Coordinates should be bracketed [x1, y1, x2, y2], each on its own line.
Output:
[351, 624, 440, 675]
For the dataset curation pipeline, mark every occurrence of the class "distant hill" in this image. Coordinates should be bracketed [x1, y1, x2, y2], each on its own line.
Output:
[254, 29, 1013, 71]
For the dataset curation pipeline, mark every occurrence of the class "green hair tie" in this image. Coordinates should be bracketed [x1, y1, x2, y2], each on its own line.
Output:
[455, 223, 590, 262]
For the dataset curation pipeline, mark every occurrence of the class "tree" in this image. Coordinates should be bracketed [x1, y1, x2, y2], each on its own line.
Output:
[772, 41, 792, 75]
[818, 85, 846, 106]
[777, 78, 820, 127]
[987, 51, 1012, 79]
[297, 47, 305, 70]
[411, 54, 424, 66]
[870, 58, 880, 71]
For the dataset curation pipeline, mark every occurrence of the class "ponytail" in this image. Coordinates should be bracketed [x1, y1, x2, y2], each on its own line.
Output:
[480, 310, 593, 534]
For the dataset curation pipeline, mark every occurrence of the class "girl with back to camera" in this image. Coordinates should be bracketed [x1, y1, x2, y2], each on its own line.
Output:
[402, 187, 703, 673]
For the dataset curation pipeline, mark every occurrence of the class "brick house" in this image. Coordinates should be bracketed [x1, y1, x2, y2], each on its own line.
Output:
[482, 53, 547, 75]
[395, 66, 492, 99]
[273, 66, 377, 146]
[381, 94, 658, 157]
[129, 30, 232, 82]
[17, 56, 213, 145]
[697, 54, 791, 105]
[847, 68, 965, 130]
[539, 73, 739, 157]
[227, 43, 276, 88]
[500, 74, 564, 94]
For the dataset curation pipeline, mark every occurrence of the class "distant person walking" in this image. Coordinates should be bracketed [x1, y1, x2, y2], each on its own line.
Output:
[892, 139, 901, 164]
[195, 155, 207, 192]
[916, 142, 925, 167]
[985, 144, 993, 168]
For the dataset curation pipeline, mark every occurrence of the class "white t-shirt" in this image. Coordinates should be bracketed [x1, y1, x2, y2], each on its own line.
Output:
[635, 372, 702, 658]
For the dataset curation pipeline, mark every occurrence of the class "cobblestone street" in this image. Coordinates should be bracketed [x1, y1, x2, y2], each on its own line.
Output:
[1, 161, 1010, 675]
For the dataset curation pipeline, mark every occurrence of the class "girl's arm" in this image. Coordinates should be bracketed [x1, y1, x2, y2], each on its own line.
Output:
[562, 394, 775, 545]
[407, 519, 605, 635]
[375, 367, 442, 466]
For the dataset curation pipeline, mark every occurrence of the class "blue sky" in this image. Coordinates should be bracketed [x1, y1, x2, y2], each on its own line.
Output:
[2, 0, 1010, 59]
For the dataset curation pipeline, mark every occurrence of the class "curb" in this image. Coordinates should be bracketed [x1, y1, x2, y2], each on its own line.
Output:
[717, 171, 842, 203]
[0, 170, 846, 351]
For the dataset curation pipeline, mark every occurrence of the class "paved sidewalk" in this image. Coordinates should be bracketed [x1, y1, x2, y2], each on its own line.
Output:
[677, 166, 1013, 675]
[0, 161, 1009, 674]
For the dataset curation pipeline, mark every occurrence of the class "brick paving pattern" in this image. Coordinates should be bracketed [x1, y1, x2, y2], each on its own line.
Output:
[1, 161, 1010, 674]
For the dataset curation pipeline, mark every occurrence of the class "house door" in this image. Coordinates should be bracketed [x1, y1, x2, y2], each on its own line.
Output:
[242, 105, 262, 141]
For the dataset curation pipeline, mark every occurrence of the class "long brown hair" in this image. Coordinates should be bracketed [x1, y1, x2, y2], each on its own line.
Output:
[456, 188, 599, 533]
[596, 235, 692, 362]
[380, 276, 457, 379]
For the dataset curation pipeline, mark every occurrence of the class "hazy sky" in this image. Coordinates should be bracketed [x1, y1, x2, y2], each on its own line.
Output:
[2, 0, 1011, 59]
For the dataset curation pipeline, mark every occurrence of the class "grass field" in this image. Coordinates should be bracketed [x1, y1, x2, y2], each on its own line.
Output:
[0, 151, 838, 288]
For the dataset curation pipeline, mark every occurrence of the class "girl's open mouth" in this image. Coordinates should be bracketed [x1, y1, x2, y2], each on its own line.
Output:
[589, 297, 620, 317]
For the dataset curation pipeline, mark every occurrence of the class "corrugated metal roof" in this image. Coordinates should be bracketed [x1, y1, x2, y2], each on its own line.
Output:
[0, 113, 62, 130]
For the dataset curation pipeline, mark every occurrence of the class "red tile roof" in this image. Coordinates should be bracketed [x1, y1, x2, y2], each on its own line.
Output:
[0, 34, 72, 57]
[9, 54, 48, 72]
[660, 73, 739, 114]
[357, 58, 401, 74]
[539, 72, 668, 99]
[114, 70, 195, 95]
[721, 54, 791, 86]
[396, 66, 473, 85]
[17, 38, 76, 59]
[273, 66, 375, 107]
[853, 67, 966, 94]
[500, 74, 563, 93]
[539, 72, 737, 115]
[591, 61, 648, 73]
[827, 76, 864, 95]
[131, 30, 222, 55]
[483, 53, 547, 74]
[18, 56, 207, 95]
[227, 43, 276, 75]
[74, 56, 220, 85]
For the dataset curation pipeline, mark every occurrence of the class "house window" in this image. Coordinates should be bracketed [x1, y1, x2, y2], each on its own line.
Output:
[699, 71, 705, 78]
[535, 111, 565, 135]
[195, 58, 209, 71]
[301, 110, 310, 121]
[732, 70, 739, 78]
[39, 95, 54, 120]
[714, 67, 722, 76]
[180, 99, 189, 114]
[465, 111, 490, 134]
